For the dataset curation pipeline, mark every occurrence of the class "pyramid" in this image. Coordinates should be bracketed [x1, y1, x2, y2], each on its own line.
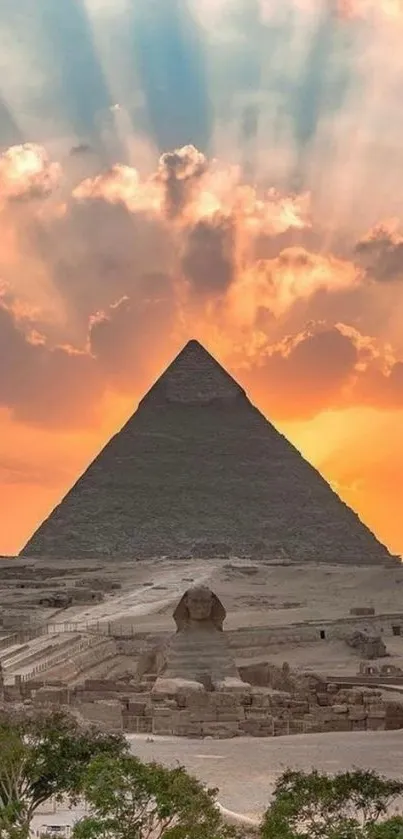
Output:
[21, 339, 393, 564]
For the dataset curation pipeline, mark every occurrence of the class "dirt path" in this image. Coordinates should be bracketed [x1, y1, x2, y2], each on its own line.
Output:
[49, 561, 219, 629]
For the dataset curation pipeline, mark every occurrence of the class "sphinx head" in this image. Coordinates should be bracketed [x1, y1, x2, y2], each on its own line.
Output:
[173, 585, 226, 631]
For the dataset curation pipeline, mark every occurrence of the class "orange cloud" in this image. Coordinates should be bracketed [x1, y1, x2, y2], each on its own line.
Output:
[1, 141, 403, 555]
[226, 247, 359, 324]
[336, 0, 403, 21]
[1, 142, 403, 433]
[0, 143, 61, 203]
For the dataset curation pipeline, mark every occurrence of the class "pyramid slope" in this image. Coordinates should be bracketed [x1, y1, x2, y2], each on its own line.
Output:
[21, 340, 393, 564]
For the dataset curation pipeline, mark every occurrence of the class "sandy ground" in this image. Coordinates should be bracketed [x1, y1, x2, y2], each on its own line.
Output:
[128, 731, 403, 818]
[30, 729, 403, 833]
[38, 559, 403, 633]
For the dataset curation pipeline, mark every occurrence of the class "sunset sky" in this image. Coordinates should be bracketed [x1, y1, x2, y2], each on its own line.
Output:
[1, 0, 403, 556]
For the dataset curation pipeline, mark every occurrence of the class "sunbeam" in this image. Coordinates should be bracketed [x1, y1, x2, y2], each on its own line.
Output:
[1, 0, 403, 554]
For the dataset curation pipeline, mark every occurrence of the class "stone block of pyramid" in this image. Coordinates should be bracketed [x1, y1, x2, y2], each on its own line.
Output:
[21, 340, 393, 564]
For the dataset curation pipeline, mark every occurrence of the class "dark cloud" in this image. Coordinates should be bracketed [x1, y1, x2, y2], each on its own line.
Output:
[354, 362, 403, 410]
[70, 143, 92, 156]
[0, 299, 103, 427]
[157, 145, 207, 217]
[181, 213, 236, 294]
[30, 198, 174, 338]
[244, 323, 359, 419]
[0, 269, 176, 428]
[237, 321, 403, 420]
[355, 223, 403, 282]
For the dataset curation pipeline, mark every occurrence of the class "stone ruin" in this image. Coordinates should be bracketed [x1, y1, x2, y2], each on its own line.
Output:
[3, 584, 403, 740]
[359, 661, 403, 676]
[346, 630, 388, 660]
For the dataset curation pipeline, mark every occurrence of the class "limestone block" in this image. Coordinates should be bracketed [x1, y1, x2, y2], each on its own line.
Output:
[256, 722, 276, 737]
[176, 690, 210, 710]
[79, 700, 123, 731]
[273, 720, 289, 736]
[304, 720, 323, 733]
[153, 706, 174, 719]
[385, 717, 403, 731]
[137, 717, 152, 733]
[174, 723, 202, 738]
[327, 719, 351, 732]
[239, 719, 263, 736]
[270, 692, 291, 704]
[178, 707, 216, 723]
[210, 692, 241, 709]
[331, 704, 348, 714]
[153, 678, 205, 698]
[238, 662, 270, 686]
[333, 691, 353, 704]
[174, 709, 193, 725]
[245, 708, 270, 720]
[202, 721, 239, 738]
[316, 693, 330, 707]
[289, 720, 305, 734]
[348, 691, 364, 706]
[34, 687, 68, 706]
[290, 700, 309, 713]
[122, 714, 139, 732]
[320, 711, 337, 723]
[251, 693, 271, 708]
[367, 707, 386, 718]
[367, 717, 385, 731]
[351, 720, 367, 731]
[152, 717, 174, 735]
[362, 690, 382, 703]
[348, 709, 367, 722]
[128, 701, 147, 716]
[216, 709, 245, 722]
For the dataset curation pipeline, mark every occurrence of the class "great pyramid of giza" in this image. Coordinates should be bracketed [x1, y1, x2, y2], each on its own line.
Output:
[21, 340, 393, 563]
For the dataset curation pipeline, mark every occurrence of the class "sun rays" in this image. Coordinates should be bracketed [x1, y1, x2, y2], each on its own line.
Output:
[1, 0, 403, 553]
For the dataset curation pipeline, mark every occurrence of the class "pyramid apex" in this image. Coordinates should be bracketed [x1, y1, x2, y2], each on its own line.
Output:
[142, 338, 246, 407]
[182, 338, 205, 349]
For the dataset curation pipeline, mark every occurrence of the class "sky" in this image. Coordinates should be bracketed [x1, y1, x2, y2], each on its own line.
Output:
[1, 0, 403, 556]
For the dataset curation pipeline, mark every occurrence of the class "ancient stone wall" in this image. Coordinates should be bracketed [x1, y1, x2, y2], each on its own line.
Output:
[122, 613, 403, 675]
[25, 678, 403, 739]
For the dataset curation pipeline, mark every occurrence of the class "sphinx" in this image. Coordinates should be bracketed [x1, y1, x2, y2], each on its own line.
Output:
[151, 585, 247, 694]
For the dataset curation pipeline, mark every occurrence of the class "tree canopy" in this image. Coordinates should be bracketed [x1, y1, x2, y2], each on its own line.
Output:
[0, 709, 126, 839]
[73, 753, 239, 839]
[261, 769, 403, 839]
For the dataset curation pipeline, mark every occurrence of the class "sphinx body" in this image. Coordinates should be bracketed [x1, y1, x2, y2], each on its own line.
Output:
[152, 585, 246, 694]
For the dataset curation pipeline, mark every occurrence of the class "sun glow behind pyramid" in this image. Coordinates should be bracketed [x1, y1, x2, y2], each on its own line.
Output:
[21, 340, 394, 564]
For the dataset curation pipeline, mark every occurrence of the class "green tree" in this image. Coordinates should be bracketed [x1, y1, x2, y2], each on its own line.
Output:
[261, 769, 403, 839]
[73, 753, 239, 839]
[0, 709, 126, 839]
[368, 817, 403, 838]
